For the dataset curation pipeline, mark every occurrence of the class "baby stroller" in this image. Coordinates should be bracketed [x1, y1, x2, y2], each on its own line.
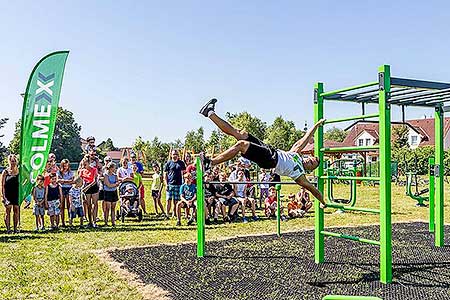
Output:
[117, 181, 143, 223]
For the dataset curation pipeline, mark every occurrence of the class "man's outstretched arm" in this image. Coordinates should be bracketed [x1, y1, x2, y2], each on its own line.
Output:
[295, 175, 326, 207]
[290, 119, 326, 153]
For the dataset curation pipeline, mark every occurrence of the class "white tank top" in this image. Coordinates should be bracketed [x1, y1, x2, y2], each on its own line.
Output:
[234, 183, 246, 197]
[274, 150, 305, 180]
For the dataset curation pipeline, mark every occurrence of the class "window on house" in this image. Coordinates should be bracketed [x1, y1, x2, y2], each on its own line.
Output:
[365, 138, 371, 146]
[358, 139, 364, 146]
[411, 135, 418, 146]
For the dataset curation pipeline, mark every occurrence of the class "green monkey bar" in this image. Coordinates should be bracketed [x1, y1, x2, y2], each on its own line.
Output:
[314, 65, 446, 284]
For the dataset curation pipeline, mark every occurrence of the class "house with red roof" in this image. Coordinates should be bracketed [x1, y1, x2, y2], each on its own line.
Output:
[302, 117, 450, 161]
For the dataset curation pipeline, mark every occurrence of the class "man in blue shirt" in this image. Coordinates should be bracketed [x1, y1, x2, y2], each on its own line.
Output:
[164, 150, 186, 218]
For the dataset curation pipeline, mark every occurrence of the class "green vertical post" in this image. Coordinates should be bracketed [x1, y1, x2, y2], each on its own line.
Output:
[276, 184, 281, 237]
[378, 65, 392, 284]
[428, 157, 435, 233]
[196, 157, 205, 257]
[314, 82, 325, 263]
[434, 106, 444, 246]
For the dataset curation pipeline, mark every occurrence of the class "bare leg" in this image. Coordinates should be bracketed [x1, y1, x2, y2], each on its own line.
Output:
[209, 113, 248, 140]
[211, 141, 250, 165]
[4, 205, 11, 232]
[13, 205, 20, 231]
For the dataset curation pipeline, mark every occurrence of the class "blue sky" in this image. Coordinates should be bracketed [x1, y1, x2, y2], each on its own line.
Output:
[1, 1, 449, 147]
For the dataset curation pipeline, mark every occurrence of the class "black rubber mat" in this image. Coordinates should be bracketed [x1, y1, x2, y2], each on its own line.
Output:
[109, 222, 450, 300]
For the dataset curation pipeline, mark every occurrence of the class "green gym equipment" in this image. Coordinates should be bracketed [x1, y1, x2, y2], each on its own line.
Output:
[314, 65, 445, 284]
[326, 158, 359, 206]
[404, 153, 433, 207]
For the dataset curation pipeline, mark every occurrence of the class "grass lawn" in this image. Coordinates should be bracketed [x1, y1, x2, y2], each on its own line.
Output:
[0, 179, 447, 299]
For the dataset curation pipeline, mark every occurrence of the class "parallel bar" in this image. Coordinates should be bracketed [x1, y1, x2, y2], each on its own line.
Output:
[434, 106, 444, 247]
[276, 184, 281, 237]
[415, 97, 450, 106]
[207, 181, 299, 185]
[321, 145, 379, 152]
[379, 64, 392, 284]
[314, 82, 325, 264]
[321, 231, 381, 246]
[196, 157, 205, 257]
[321, 176, 380, 181]
[326, 203, 380, 214]
[391, 77, 450, 90]
[320, 81, 378, 97]
[324, 113, 379, 124]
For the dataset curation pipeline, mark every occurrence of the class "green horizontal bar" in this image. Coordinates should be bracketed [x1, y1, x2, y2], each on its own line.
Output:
[321, 176, 380, 181]
[323, 296, 382, 300]
[321, 81, 379, 97]
[321, 231, 380, 246]
[326, 203, 380, 214]
[324, 113, 379, 124]
[320, 146, 379, 152]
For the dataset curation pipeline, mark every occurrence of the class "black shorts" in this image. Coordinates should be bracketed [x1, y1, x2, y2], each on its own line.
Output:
[103, 190, 118, 202]
[151, 190, 160, 198]
[85, 183, 99, 195]
[241, 134, 278, 169]
[61, 187, 71, 196]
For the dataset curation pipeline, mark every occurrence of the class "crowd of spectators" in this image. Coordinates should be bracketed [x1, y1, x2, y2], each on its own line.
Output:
[0, 137, 313, 233]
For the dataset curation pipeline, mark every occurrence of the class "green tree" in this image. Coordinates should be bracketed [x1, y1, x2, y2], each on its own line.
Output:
[133, 136, 171, 166]
[8, 119, 21, 155]
[98, 138, 117, 152]
[324, 126, 347, 142]
[264, 116, 304, 151]
[392, 125, 409, 149]
[0, 118, 8, 163]
[50, 108, 83, 161]
[9, 107, 83, 161]
[184, 127, 205, 153]
[226, 112, 267, 140]
[205, 129, 227, 155]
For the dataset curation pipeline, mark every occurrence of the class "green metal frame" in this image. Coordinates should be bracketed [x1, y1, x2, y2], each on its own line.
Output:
[194, 65, 445, 286]
[314, 64, 446, 284]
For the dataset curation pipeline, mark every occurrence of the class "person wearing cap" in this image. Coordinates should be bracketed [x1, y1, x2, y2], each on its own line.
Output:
[48, 153, 59, 174]
[163, 150, 186, 218]
[199, 98, 327, 208]
[151, 163, 165, 216]
[84, 136, 96, 154]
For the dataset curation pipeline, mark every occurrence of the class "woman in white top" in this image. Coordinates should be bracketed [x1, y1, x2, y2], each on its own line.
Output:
[233, 169, 258, 223]
[117, 157, 133, 182]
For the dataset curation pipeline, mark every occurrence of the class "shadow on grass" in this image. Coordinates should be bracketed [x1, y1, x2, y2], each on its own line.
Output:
[0, 234, 48, 243]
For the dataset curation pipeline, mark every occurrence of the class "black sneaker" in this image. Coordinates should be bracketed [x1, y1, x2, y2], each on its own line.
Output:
[205, 218, 211, 225]
[199, 98, 217, 117]
[187, 218, 194, 226]
[176, 221, 181, 226]
[213, 218, 218, 224]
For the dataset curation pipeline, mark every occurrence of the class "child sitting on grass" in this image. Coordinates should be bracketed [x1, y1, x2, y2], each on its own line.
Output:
[32, 175, 46, 231]
[176, 173, 197, 226]
[264, 186, 286, 220]
[69, 177, 84, 227]
[288, 188, 313, 218]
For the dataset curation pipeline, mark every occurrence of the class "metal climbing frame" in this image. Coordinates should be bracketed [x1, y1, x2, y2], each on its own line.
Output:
[195, 162, 297, 257]
[314, 65, 446, 284]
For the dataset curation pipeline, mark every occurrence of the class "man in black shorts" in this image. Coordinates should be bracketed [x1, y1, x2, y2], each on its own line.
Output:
[199, 98, 327, 208]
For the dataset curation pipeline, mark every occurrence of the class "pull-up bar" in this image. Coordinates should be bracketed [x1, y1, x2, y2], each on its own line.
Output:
[324, 113, 379, 125]
[320, 81, 379, 97]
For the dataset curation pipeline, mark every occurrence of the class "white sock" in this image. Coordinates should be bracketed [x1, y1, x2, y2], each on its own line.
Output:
[207, 110, 215, 117]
